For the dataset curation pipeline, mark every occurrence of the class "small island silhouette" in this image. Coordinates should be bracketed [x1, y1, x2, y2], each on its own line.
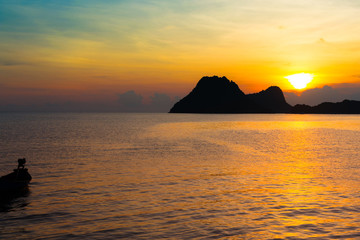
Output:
[169, 76, 360, 114]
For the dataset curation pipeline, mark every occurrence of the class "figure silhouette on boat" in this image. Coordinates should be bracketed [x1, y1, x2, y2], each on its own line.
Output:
[0, 158, 32, 192]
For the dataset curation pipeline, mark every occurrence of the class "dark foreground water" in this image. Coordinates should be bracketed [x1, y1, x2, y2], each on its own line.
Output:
[0, 113, 360, 239]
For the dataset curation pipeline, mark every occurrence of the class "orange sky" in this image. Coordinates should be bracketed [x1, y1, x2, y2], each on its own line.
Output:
[1, 1, 360, 110]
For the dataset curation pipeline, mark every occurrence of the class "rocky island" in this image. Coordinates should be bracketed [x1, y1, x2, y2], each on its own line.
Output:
[169, 76, 360, 114]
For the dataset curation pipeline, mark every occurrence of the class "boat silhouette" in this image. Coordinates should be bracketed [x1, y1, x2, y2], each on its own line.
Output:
[0, 158, 32, 192]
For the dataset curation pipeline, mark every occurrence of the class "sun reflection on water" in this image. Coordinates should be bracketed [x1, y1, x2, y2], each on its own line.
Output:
[1, 113, 360, 239]
[144, 116, 360, 238]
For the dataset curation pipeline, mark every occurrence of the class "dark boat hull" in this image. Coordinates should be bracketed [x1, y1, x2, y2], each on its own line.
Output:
[0, 169, 32, 192]
[0, 181, 29, 192]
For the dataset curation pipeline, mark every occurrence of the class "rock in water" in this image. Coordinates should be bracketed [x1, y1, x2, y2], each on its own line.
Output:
[169, 76, 289, 113]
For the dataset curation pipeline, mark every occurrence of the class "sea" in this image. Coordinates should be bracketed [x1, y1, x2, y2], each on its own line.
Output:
[0, 113, 360, 239]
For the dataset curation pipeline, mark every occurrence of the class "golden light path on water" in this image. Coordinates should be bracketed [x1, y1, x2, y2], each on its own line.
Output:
[143, 116, 360, 238]
[1, 113, 360, 239]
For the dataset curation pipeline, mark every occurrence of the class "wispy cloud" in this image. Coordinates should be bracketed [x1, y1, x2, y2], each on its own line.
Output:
[0, 60, 31, 66]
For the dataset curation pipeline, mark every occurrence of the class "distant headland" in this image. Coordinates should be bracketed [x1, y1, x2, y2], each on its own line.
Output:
[169, 76, 360, 114]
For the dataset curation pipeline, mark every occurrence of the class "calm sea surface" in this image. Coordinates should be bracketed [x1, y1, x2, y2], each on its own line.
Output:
[1, 113, 360, 239]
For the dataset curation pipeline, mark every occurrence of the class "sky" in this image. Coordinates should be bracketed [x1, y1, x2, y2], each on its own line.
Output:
[1, 0, 360, 111]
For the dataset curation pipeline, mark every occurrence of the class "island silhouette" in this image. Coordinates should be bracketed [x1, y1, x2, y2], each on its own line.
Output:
[169, 76, 360, 114]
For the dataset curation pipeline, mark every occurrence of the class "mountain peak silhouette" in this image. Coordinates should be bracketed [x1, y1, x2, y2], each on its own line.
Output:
[248, 86, 291, 113]
[170, 76, 249, 113]
[169, 76, 284, 113]
[170, 76, 360, 114]
[194, 76, 245, 97]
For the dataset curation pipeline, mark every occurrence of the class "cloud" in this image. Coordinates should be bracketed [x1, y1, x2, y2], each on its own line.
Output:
[0, 60, 29, 66]
[117, 90, 144, 112]
[148, 93, 174, 112]
[301, 86, 343, 104]
[0, 88, 179, 112]
[284, 85, 360, 106]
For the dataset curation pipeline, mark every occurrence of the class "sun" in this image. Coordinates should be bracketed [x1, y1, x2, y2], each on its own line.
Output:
[285, 73, 314, 89]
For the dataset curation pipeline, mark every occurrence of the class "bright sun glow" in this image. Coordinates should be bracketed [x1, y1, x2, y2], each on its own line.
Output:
[285, 73, 314, 89]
